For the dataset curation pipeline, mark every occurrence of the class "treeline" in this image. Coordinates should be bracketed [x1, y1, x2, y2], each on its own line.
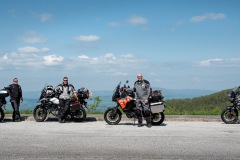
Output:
[164, 89, 233, 115]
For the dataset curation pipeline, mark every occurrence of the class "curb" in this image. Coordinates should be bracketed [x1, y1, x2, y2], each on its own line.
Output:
[3, 114, 222, 122]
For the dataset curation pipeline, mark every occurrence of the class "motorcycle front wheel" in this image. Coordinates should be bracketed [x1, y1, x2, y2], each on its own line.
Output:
[33, 105, 48, 122]
[151, 112, 165, 125]
[71, 108, 86, 122]
[221, 107, 238, 124]
[0, 108, 5, 122]
[104, 108, 122, 125]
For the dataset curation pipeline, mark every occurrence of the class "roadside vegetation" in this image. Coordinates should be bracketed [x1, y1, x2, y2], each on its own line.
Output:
[164, 89, 232, 115]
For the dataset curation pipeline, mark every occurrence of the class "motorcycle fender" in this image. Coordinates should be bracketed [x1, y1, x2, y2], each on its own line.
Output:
[108, 107, 122, 117]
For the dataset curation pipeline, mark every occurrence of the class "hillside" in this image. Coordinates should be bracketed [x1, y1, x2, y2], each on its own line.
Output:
[164, 88, 233, 115]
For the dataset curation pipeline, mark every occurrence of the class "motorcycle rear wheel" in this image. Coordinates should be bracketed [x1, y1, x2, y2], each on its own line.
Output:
[152, 112, 165, 125]
[221, 107, 238, 124]
[71, 108, 86, 122]
[104, 109, 122, 125]
[33, 105, 48, 122]
[0, 108, 5, 122]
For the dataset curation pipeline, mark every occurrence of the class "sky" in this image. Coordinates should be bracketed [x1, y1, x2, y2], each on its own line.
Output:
[0, 0, 240, 91]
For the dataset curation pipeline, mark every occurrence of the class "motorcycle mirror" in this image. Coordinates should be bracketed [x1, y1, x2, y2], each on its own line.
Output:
[126, 80, 129, 83]
[128, 85, 130, 88]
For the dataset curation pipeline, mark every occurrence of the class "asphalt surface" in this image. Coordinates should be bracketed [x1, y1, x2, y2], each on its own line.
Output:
[1, 119, 240, 160]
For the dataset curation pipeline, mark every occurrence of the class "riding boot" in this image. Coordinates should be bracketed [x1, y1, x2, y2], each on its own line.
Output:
[146, 117, 152, 128]
[12, 111, 15, 122]
[138, 117, 143, 127]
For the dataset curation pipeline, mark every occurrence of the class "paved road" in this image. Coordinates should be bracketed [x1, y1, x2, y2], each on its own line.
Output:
[0, 121, 240, 160]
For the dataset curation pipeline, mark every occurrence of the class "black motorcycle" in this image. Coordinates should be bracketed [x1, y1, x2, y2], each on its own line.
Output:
[0, 89, 9, 122]
[33, 85, 91, 122]
[221, 86, 240, 124]
[104, 81, 166, 125]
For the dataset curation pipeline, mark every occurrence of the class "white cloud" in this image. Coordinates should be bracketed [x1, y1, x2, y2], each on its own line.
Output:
[108, 22, 120, 27]
[17, 31, 47, 43]
[0, 46, 62, 70]
[197, 58, 240, 68]
[113, 72, 128, 76]
[190, 13, 226, 22]
[17, 46, 49, 54]
[43, 55, 64, 65]
[40, 13, 53, 22]
[76, 35, 100, 42]
[128, 16, 148, 25]
[198, 58, 223, 66]
[71, 53, 147, 75]
[78, 55, 89, 59]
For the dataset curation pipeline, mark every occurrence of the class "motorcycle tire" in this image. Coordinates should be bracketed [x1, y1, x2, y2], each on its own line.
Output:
[0, 108, 5, 122]
[71, 108, 86, 122]
[104, 108, 122, 125]
[33, 105, 48, 122]
[221, 107, 238, 124]
[151, 112, 165, 125]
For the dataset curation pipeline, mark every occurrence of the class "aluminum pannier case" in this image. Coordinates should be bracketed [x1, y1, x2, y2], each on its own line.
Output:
[0, 90, 9, 98]
[150, 101, 165, 113]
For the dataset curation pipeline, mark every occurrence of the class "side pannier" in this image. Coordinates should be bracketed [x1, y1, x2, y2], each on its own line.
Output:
[0, 89, 9, 98]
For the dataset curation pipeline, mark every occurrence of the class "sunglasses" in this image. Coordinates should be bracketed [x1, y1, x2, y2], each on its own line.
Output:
[63, 80, 68, 81]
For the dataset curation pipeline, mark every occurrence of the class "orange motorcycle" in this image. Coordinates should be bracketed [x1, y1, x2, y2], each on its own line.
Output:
[104, 81, 166, 125]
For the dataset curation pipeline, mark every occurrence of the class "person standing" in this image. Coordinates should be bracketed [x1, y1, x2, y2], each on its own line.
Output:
[54, 77, 75, 123]
[4, 78, 23, 122]
[133, 73, 152, 128]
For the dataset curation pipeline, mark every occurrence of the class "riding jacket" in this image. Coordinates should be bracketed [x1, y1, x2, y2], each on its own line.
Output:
[54, 83, 75, 100]
[6, 84, 23, 102]
[133, 79, 152, 101]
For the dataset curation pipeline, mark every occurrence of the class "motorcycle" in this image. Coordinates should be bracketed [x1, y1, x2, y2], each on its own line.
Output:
[104, 81, 166, 125]
[33, 85, 91, 122]
[0, 89, 9, 122]
[221, 86, 240, 124]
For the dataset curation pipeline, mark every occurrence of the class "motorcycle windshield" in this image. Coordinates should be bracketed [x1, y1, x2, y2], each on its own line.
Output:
[112, 82, 121, 101]
[39, 84, 53, 100]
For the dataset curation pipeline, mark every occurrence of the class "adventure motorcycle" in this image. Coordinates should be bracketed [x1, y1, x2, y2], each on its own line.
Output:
[104, 81, 166, 125]
[0, 89, 9, 122]
[221, 86, 240, 124]
[33, 85, 91, 122]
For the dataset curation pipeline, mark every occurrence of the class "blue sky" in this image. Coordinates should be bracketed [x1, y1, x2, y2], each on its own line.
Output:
[0, 0, 240, 91]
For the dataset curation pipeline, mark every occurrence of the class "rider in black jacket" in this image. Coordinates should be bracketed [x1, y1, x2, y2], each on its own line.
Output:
[4, 78, 23, 122]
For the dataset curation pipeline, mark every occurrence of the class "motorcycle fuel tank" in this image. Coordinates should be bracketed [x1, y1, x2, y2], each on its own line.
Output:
[50, 97, 59, 104]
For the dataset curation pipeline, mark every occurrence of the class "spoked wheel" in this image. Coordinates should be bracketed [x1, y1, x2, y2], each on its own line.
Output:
[33, 105, 48, 122]
[0, 108, 5, 122]
[151, 112, 165, 125]
[221, 107, 238, 124]
[71, 108, 86, 122]
[104, 108, 122, 125]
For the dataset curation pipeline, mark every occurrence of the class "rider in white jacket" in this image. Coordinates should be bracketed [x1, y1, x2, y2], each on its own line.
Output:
[54, 77, 75, 123]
